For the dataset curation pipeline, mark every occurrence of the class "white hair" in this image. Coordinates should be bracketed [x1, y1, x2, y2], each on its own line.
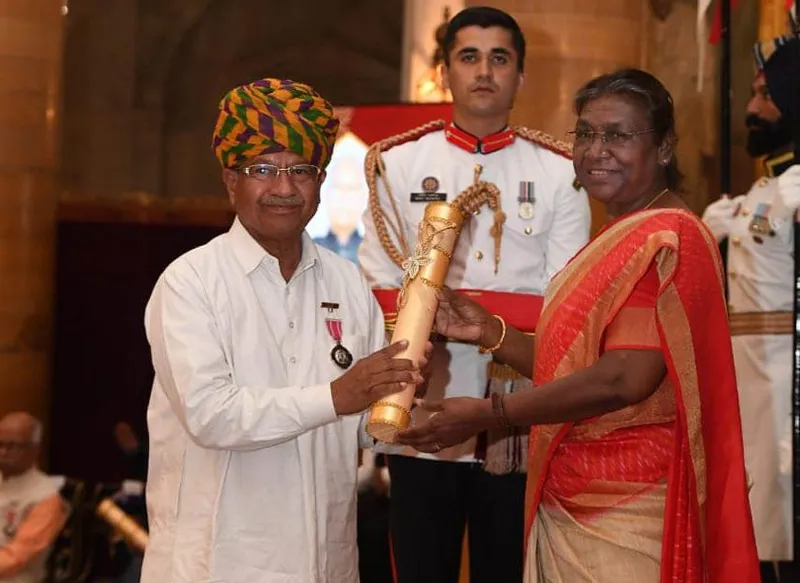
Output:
[1, 411, 44, 445]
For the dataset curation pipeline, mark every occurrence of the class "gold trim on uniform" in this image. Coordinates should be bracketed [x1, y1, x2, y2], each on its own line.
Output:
[729, 311, 793, 336]
[764, 151, 794, 178]
[487, 360, 523, 381]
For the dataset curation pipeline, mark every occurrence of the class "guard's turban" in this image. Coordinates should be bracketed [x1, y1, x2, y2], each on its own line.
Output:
[212, 78, 340, 169]
[752, 34, 799, 125]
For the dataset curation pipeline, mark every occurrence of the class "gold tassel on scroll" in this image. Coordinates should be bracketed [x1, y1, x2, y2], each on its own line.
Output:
[367, 166, 505, 443]
[95, 498, 148, 552]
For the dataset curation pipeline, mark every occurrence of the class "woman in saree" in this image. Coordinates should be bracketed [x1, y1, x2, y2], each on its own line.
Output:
[396, 69, 760, 582]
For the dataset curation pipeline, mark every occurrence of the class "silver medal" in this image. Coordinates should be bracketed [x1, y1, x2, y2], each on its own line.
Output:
[518, 181, 535, 220]
[518, 201, 535, 220]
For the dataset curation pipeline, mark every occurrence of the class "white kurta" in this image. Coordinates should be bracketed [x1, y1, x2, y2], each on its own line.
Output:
[358, 129, 590, 462]
[142, 218, 384, 583]
[724, 177, 794, 560]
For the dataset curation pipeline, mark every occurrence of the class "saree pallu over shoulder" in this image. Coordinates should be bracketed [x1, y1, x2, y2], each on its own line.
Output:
[524, 209, 759, 582]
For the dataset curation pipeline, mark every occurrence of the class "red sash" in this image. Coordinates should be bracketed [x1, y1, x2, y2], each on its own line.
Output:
[372, 288, 543, 334]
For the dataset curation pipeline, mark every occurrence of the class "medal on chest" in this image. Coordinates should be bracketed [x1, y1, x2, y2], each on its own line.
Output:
[3, 506, 18, 538]
[748, 202, 776, 243]
[321, 302, 353, 369]
[518, 181, 535, 220]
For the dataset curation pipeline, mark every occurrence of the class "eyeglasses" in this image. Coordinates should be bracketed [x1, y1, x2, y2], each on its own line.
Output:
[0, 440, 33, 452]
[568, 128, 655, 148]
[238, 163, 321, 184]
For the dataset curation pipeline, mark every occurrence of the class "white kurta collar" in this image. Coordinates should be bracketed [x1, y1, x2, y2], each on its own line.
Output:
[227, 217, 322, 280]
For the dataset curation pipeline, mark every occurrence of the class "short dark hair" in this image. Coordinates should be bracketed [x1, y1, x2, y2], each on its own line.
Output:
[574, 68, 684, 192]
[442, 6, 526, 72]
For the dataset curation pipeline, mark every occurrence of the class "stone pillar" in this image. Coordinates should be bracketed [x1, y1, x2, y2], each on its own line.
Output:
[646, 1, 721, 214]
[401, 0, 464, 102]
[465, 0, 647, 231]
[60, 0, 137, 197]
[0, 0, 64, 420]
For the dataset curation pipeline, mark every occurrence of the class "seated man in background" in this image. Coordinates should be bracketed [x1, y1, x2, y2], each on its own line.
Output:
[0, 412, 67, 582]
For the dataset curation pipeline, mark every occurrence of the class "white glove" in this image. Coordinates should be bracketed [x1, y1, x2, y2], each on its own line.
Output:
[701, 195, 742, 242]
[777, 164, 800, 212]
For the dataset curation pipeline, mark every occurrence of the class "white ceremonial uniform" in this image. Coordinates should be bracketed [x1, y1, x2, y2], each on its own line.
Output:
[142, 218, 384, 583]
[714, 177, 794, 561]
[358, 128, 591, 462]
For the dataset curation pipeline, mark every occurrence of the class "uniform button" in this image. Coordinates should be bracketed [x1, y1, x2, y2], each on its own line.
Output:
[729, 271, 737, 279]
[474, 208, 481, 215]
[524, 226, 533, 235]
[731, 237, 741, 246]
[289, 356, 297, 364]
[475, 251, 483, 260]
[741, 208, 751, 217]
[288, 321, 295, 329]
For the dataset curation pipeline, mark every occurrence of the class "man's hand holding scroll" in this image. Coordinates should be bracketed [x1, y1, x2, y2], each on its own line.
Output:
[331, 340, 431, 416]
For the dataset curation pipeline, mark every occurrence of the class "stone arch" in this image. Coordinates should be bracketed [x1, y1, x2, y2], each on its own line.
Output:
[135, 0, 215, 108]
[156, 0, 403, 196]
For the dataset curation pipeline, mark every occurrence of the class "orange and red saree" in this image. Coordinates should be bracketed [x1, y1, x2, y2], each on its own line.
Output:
[523, 209, 759, 582]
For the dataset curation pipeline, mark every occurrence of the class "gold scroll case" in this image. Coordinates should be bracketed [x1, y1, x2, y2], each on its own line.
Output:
[96, 498, 149, 552]
[366, 202, 466, 442]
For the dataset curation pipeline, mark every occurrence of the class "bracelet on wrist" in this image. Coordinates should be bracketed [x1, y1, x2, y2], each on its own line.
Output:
[490, 392, 511, 428]
[478, 315, 507, 354]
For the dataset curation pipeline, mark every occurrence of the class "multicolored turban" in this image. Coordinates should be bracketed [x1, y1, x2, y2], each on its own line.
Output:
[752, 34, 799, 125]
[212, 78, 340, 169]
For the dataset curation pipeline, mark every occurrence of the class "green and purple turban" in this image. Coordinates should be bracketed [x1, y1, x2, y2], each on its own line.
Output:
[212, 78, 340, 169]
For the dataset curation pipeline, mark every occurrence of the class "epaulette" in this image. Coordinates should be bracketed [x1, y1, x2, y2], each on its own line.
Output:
[372, 119, 446, 154]
[512, 127, 573, 160]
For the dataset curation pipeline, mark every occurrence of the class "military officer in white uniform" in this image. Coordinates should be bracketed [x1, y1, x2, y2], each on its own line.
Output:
[357, 7, 590, 583]
[701, 33, 800, 582]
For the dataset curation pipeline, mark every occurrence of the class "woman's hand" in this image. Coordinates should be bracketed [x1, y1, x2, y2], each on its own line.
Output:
[395, 397, 494, 453]
[434, 287, 492, 344]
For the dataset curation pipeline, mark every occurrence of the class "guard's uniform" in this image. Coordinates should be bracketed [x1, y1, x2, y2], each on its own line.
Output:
[357, 121, 590, 582]
[716, 151, 795, 562]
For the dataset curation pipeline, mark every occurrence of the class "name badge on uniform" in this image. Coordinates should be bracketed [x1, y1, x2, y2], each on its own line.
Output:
[410, 176, 446, 203]
[518, 181, 535, 220]
[748, 202, 775, 243]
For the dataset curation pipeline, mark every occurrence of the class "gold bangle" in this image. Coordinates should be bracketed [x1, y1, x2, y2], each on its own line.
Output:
[478, 315, 507, 354]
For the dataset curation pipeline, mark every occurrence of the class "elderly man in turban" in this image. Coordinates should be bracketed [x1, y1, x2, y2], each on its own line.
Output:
[141, 78, 426, 583]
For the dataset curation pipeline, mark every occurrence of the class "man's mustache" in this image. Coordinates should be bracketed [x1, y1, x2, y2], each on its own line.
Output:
[745, 113, 773, 130]
[470, 82, 497, 92]
[259, 195, 304, 207]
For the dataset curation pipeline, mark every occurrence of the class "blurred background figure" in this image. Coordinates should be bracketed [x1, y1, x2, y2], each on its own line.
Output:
[309, 132, 370, 263]
[0, 412, 67, 583]
[110, 422, 148, 583]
